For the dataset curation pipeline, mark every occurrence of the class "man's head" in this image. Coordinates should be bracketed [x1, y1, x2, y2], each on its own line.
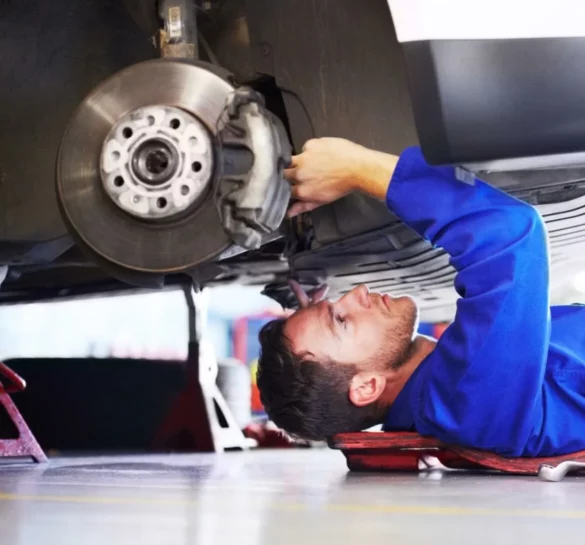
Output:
[257, 284, 418, 441]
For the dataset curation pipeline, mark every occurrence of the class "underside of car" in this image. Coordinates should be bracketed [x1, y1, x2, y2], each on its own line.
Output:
[2, 0, 585, 321]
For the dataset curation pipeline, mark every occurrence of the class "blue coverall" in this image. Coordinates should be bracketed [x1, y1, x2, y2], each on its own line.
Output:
[382, 147, 585, 457]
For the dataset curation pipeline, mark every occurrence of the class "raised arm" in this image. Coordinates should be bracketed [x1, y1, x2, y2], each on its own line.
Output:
[286, 139, 551, 456]
[387, 148, 550, 456]
[386, 147, 550, 456]
[286, 139, 550, 456]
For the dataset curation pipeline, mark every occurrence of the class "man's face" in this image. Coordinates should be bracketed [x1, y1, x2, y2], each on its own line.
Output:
[284, 284, 419, 372]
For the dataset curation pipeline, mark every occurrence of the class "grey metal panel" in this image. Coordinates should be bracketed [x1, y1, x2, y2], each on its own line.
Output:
[403, 38, 585, 165]
[244, 0, 419, 154]
[0, 0, 156, 241]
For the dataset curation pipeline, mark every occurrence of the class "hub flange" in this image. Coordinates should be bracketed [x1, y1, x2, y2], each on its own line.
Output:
[100, 105, 214, 221]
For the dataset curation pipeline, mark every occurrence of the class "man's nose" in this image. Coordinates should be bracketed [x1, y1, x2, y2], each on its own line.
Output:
[340, 284, 371, 309]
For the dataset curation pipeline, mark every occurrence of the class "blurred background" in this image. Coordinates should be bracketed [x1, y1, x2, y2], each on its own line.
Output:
[0, 287, 453, 454]
[2, 279, 584, 456]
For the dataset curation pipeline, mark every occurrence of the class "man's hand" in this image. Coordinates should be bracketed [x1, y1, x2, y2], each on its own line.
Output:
[284, 138, 399, 217]
[288, 279, 329, 309]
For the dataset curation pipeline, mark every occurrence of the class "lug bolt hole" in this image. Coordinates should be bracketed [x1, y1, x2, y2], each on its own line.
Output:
[181, 185, 190, 196]
[112, 151, 121, 161]
[170, 119, 181, 130]
[114, 176, 124, 187]
[157, 197, 168, 209]
[122, 127, 133, 139]
[192, 161, 202, 172]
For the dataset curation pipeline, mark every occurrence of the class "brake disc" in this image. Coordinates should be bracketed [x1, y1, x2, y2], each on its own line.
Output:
[57, 59, 234, 274]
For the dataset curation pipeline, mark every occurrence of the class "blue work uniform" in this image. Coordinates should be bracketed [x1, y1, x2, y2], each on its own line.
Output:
[383, 147, 585, 457]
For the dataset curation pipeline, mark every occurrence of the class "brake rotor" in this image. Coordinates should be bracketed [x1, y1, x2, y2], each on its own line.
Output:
[57, 59, 234, 274]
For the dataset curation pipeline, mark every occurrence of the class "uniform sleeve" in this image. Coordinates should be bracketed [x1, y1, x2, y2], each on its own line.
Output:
[386, 147, 550, 456]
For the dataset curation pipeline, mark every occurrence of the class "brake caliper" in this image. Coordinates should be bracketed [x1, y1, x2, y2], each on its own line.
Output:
[216, 88, 292, 250]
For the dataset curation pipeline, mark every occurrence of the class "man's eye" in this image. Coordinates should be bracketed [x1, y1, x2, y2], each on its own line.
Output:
[336, 315, 346, 326]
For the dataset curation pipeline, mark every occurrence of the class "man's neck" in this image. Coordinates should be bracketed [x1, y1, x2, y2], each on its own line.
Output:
[379, 335, 437, 408]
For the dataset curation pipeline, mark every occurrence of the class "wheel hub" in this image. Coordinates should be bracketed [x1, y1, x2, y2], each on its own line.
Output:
[57, 60, 234, 275]
[100, 104, 214, 220]
[57, 59, 292, 280]
[132, 139, 178, 186]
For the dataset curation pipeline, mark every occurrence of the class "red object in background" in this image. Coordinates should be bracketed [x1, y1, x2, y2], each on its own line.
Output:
[330, 432, 585, 475]
[0, 362, 46, 463]
[433, 322, 450, 338]
[233, 311, 285, 415]
[152, 345, 216, 452]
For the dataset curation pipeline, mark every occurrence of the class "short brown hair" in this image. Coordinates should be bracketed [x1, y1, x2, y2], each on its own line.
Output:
[256, 318, 380, 441]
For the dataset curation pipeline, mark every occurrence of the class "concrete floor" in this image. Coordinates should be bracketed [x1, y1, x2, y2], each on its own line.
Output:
[0, 449, 583, 545]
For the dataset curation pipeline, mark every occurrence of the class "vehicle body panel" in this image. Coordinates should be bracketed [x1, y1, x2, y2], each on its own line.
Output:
[1, 0, 584, 320]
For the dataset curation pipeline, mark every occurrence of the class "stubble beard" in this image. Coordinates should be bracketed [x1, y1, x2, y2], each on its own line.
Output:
[386, 297, 419, 371]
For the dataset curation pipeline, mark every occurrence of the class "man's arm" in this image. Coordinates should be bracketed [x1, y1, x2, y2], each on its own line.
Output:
[286, 139, 550, 456]
[386, 147, 549, 456]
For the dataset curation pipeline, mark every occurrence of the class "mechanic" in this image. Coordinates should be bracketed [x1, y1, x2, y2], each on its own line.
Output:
[256, 138, 585, 458]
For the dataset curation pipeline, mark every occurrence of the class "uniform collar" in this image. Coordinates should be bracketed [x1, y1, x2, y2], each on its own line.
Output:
[382, 362, 425, 432]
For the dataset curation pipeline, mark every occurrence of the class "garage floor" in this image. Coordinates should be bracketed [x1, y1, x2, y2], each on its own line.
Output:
[0, 449, 583, 545]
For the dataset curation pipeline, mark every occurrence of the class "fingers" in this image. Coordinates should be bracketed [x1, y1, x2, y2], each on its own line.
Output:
[290, 184, 303, 199]
[290, 154, 302, 167]
[302, 139, 319, 152]
[288, 279, 330, 309]
[286, 154, 302, 171]
[309, 284, 329, 303]
[283, 167, 296, 183]
[287, 201, 320, 217]
[283, 155, 302, 183]
[288, 279, 311, 308]
[291, 179, 317, 201]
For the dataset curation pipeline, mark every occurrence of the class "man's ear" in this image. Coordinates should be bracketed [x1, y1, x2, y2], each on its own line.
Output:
[348, 372, 387, 407]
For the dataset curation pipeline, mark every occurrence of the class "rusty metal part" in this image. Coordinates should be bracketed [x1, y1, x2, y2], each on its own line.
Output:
[158, 0, 198, 59]
[160, 40, 197, 59]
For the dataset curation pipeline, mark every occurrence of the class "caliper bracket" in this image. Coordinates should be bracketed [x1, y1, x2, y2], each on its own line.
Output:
[216, 88, 292, 250]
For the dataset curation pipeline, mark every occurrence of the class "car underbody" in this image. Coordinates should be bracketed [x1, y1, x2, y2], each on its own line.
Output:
[1, 0, 585, 321]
